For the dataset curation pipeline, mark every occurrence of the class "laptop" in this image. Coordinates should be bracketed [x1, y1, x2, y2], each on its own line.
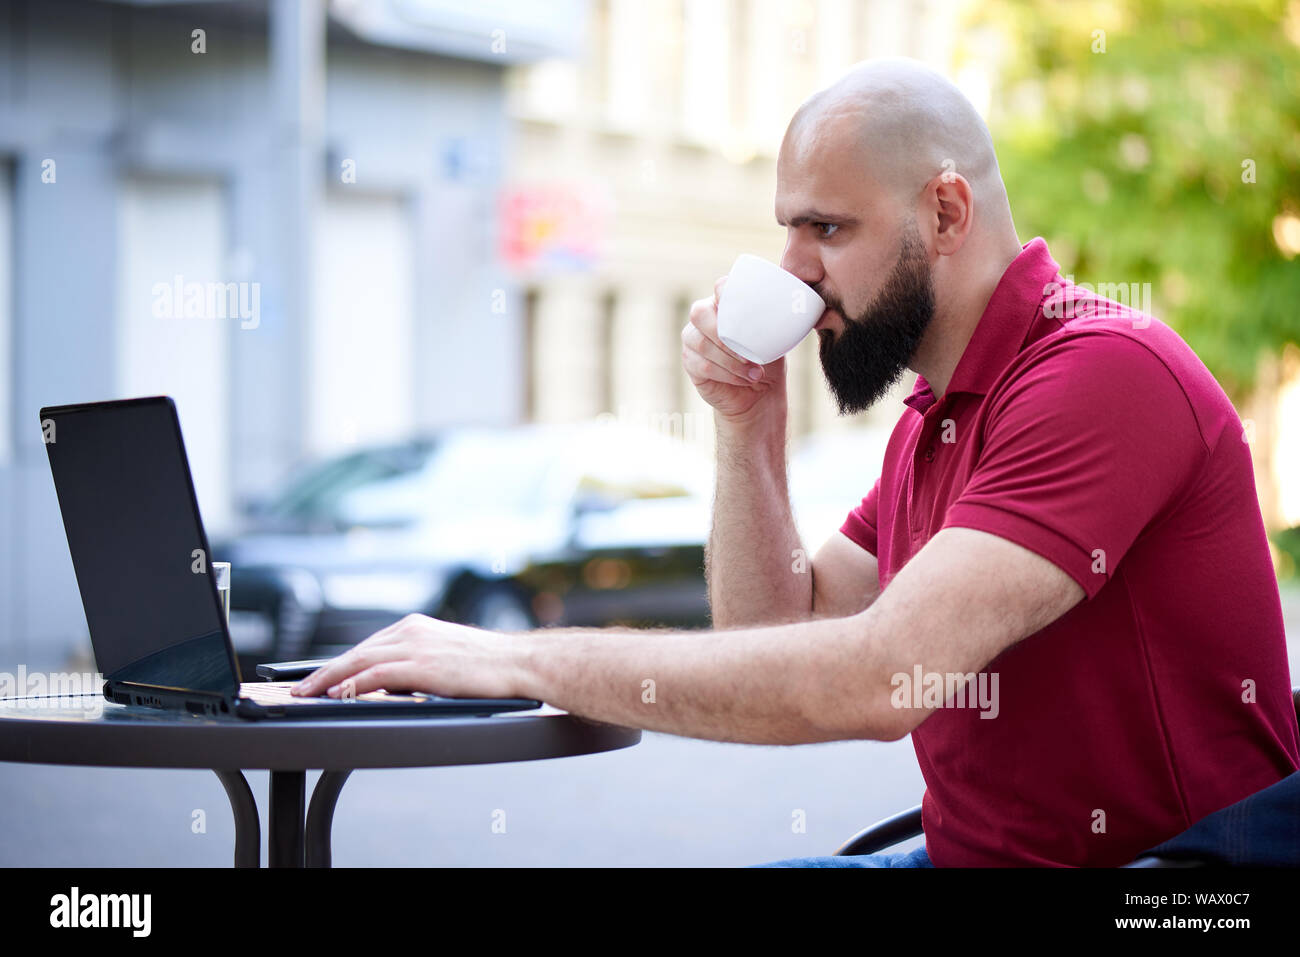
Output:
[40, 396, 543, 719]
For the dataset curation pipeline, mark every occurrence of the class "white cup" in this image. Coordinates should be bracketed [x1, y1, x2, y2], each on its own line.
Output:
[716, 254, 826, 365]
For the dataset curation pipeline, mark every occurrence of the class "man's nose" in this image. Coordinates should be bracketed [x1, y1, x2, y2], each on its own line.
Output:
[780, 239, 822, 288]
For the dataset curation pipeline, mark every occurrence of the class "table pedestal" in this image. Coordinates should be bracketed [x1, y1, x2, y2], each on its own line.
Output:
[214, 768, 353, 867]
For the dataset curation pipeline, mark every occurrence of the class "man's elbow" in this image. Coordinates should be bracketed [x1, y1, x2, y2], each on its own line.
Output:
[876, 708, 918, 742]
[795, 693, 915, 743]
[861, 701, 916, 742]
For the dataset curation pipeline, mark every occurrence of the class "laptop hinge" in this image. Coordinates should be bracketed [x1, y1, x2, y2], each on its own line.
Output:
[107, 681, 237, 718]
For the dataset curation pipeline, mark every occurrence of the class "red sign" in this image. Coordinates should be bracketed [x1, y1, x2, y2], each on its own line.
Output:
[499, 183, 610, 274]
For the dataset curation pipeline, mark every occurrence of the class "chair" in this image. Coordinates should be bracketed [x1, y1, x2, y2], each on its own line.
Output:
[834, 687, 1300, 867]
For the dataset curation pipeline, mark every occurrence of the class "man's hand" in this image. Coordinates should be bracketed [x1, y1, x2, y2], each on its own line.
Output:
[289, 614, 531, 700]
[682, 275, 786, 421]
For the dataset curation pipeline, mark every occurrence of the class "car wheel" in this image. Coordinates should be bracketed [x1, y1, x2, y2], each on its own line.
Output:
[464, 584, 537, 632]
[273, 590, 319, 659]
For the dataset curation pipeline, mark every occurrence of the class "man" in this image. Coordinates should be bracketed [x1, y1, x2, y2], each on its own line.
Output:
[292, 58, 1300, 867]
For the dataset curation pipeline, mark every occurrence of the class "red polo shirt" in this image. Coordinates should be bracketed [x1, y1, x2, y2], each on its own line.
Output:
[840, 238, 1300, 867]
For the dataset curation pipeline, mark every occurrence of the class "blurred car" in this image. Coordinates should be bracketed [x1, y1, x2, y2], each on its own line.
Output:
[788, 425, 892, 555]
[212, 422, 715, 661]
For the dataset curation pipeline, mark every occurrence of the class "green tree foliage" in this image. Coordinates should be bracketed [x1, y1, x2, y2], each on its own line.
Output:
[964, 0, 1300, 396]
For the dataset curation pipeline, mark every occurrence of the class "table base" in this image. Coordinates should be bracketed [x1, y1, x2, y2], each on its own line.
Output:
[214, 768, 353, 868]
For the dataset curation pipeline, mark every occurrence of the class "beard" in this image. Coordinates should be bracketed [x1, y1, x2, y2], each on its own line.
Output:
[816, 224, 936, 415]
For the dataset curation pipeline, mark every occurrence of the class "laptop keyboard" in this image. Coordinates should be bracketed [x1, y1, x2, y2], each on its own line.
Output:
[239, 682, 439, 704]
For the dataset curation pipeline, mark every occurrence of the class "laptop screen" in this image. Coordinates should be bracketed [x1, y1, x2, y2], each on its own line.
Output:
[42, 398, 240, 693]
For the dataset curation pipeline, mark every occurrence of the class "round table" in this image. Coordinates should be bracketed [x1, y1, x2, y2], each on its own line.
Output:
[0, 694, 640, 867]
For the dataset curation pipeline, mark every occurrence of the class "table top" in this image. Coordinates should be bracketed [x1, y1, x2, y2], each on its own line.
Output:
[0, 694, 641, 771]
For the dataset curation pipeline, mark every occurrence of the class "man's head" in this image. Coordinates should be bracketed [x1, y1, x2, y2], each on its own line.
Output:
[775, 57, 1019, 413]
[815, 219, 934, 414]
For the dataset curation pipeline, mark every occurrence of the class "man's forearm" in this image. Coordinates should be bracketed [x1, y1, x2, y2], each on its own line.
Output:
[706, 404, 811, 628]
[510, 616, 896, 745]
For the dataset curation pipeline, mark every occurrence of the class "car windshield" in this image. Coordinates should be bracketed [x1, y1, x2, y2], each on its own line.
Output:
[257, 440, 438, 528]
[788, 428, 890, 505]
[568, 426, 713, 505]
[330, 429, 561, 527]
[257, 425, 712, 532]
[409, 431, 558, 513]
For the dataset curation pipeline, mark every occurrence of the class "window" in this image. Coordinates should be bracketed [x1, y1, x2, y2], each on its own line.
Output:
[117, 175, 231, 531]
[309, 189, 415, 457]
[680, 0, 732, 145]
[0, 160, 11, 466]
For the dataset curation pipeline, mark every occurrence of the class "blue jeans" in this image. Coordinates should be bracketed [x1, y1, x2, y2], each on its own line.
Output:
[750, 845, 933, 868]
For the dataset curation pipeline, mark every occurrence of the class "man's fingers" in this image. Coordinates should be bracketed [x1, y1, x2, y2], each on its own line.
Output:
[292, 642, 408, 695]
[682, 322, 761, 381]
[326, 661, 418, 698]
[713, 274, 728, 304]
[302, 622, 413, 689]
[682, 347, 765, 389]
[685, 298, 760, 367]
[686, 297, 717, 336]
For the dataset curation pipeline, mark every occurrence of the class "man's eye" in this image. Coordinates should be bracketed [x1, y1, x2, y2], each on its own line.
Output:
[816, 223, 839, 238]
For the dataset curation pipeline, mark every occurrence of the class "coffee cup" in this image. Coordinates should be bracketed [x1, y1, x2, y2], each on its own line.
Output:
[715, 254, 826, 365]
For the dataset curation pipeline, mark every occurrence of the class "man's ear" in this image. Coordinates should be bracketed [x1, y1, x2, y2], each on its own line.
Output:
[925, 169, 974, 256]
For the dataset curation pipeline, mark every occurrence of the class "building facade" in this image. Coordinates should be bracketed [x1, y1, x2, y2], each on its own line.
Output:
[503, 0, 961, 451]
[0, 0, 578, 665]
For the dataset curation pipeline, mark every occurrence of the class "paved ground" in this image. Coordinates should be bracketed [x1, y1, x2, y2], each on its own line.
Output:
[2, 585, 1298, 867]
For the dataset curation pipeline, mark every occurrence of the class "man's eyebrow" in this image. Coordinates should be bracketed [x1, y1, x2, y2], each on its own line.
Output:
[775, 210, 860, 228]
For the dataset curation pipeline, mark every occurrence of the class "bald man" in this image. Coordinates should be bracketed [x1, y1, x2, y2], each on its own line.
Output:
[293, 58, 1300, 867]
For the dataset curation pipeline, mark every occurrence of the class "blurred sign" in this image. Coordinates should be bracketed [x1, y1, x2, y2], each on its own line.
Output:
[499, 183, 610, 274]
[330, 0, 590, 63]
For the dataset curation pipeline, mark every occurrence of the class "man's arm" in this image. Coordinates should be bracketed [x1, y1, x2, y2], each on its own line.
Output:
[685, 276, 883, 626]
[520, 527, 1081, 742]
[706, 405, 812, 627]
[293, 527, 1083, 745]
[707, 408, 883, 625]
[810, 530, 881, 619]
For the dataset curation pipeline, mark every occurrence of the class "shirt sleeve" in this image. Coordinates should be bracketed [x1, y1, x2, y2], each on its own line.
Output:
[941, 332, 1207, 599]
[839, 476, 881, 557]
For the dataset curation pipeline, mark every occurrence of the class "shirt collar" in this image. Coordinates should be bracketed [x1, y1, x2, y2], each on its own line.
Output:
[903, 237, 1061, 414]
